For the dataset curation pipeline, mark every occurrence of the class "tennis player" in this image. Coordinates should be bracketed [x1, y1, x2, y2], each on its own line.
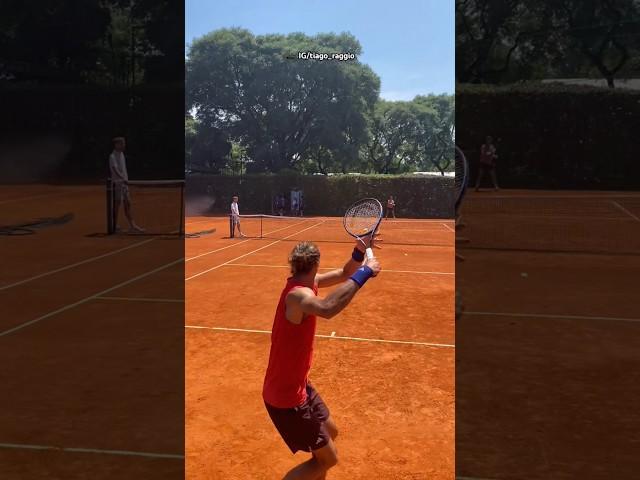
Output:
[475, 136, 500, 191]
[109, 137, 144, 233]
[230, 195, 245, 237]
[385, 195, 396, 218]
[263, 239, 381, 479]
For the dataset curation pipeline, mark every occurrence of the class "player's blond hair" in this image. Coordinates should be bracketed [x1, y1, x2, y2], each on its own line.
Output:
[288, 241, 320, 275]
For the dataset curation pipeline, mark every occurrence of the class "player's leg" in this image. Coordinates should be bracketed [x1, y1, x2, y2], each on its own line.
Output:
[475, 166, 485, 190]
[490, 168, 499, 190]
[283, 440, 338, 480]
[123, 188, 144, 232]
[235, 218, 246, 237]
[392, 208, 396, 218]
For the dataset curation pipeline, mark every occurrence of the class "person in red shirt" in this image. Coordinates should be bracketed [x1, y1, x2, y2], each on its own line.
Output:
[475, 135, 500, 191]
[385, 195, 396, 218]
[263, 239, 381, 479]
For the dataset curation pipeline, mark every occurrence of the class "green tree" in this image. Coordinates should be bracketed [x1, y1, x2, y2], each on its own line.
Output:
[186, 28, 379, 172]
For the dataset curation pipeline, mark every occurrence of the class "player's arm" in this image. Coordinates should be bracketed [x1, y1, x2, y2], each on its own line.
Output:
[288, 259, 381, 320]
[109, 155, 127, 182]
[315, 234, 382, 288]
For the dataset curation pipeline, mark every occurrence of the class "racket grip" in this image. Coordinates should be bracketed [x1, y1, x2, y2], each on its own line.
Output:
[365, 247, 374, 259]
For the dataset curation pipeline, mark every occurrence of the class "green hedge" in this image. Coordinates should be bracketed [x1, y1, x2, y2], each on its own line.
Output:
[1, 83, 184, 181]
[187, 174, 453, 218]
[456, 83, 640, 189]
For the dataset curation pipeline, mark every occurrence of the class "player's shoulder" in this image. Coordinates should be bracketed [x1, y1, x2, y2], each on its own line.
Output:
[287, 285, 315, 300]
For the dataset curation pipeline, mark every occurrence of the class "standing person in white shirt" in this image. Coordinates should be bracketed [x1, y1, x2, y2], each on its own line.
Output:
[231, 195, 246, 237]
[109, 137, 144, 233]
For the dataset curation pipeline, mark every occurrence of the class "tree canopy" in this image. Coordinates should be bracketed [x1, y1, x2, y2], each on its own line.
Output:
[185, 29, 454, 174]
[456, 0, 640, 87]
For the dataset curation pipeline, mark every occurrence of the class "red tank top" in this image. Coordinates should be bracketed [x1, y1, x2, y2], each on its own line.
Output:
[263, 278, 318, 408]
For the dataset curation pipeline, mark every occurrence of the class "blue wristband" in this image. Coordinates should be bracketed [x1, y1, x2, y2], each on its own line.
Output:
[352, 248, 365, 262]
[349, 266, 374, 288]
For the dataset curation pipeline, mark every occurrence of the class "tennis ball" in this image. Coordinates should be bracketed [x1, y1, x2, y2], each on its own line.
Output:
[521, 272, 528, 278]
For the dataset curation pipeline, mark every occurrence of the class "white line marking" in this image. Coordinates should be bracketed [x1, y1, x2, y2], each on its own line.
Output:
[442, 223, 455, 232]
[185, 325, 455, 348]
[382, 219, 454, 224]
[610, 200, 640, 222]
[221, 263, 454, 276]
[186, 239, 253, 261]
[97, 296, 184, 303]
[185, 219, 318, 261]
[0, 442, 183, 459]
[0, 258, 183, 337]
[464, 311, 640, 324]
[0, 239, 154, 291]
[185, 221, 326, 281]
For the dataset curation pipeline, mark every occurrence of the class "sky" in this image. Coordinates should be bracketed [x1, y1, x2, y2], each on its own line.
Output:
[186, 0, 454, 101]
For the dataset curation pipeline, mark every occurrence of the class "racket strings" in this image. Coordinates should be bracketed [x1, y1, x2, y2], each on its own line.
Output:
[344, 201, 381, 235]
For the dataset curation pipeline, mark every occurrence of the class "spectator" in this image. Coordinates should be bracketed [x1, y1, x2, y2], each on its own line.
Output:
[475, 136, 500, 191]
[385, 195, 396, 218]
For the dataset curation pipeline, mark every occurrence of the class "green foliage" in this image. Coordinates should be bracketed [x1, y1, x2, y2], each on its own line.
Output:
[186, 28, 454, 175]
[187, 174, 454, 218]
[186, 29, 380, 173]
[456, 0, 640, 86]
[456, 83, 640, 188]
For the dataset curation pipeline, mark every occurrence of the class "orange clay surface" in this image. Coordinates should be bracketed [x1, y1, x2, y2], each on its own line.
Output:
[186, 215, 455, 479]
[455, 190, 640, 480]
[1, 185, 184, 479]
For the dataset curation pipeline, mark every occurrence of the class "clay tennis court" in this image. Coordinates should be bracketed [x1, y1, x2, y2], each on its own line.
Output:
[1, 185, 184, 480]
[186, 214, 455, 479]
[456, 190, 640, 480]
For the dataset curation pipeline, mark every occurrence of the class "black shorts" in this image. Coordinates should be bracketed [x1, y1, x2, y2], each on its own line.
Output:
[114, 183, 131, 203]
[265, 384, 331, 454]
[479, 163, 495, 172]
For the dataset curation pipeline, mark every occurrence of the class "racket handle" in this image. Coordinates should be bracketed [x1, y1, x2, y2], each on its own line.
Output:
[365, 247, 374, 259]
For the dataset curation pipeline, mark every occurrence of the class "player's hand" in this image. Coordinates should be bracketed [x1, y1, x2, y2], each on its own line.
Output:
[364, 257, 381, 277]
[357, 232, 383, 252]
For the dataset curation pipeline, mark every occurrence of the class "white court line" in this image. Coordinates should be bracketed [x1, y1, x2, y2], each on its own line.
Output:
[185, 325, 455, 348]
[185, 219, 319, 261]
[0, 239, 154, 291]
[610, 200, 640, 222]
[382, 219, 454, 223]
[97, 296, 184, 303]
[185, 221, 326, 281]
[442, 223, 455, 232]
[0, 442, 183, 460]
[464, 311, 640, 324]
[0, 258, 183, 337]
[186, 239, 253, 261]
[222, 263, 454, 276]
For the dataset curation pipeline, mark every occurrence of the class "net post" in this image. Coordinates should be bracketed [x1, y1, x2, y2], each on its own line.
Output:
[179, 182, 185, 236]
[106, 178, 114, 234]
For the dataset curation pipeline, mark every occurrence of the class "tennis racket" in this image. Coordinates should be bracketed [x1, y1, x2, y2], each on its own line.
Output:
[454, 145, 469, 213]
[343, 198, 383, 260]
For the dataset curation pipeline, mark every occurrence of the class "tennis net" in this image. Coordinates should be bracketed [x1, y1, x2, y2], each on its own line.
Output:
[457, 194, 640, 255]
[229, 214, 454, 247]
[107, 179, 185, 235]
